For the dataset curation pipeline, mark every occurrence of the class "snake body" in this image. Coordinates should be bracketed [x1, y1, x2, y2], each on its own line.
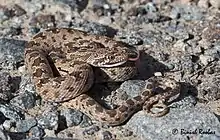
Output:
[25, 28, 180, 126]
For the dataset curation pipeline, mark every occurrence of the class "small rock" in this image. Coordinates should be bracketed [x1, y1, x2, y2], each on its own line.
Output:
[88, 5, 105, 16]
[78, 22, 116, 37]
[29, 14, 55, 28]
[119, 80, 145, 97]
[27, 27, 41, 36]
[173, 40, 187, 52]
[126, 7, 147, 17]
[55, 0, 87, 12]
[0, 6, 9, 21]
[0, 72, 14, 101]
[166, 63, 175, 70]
[199, 54, 215, 65]
[198, 82, 220, 101]
[16, 118, 37, 132]
[178, 55, 197, 75]
[101, 131, 114, 140]
[0, 104, 23, 121]
[145, 2, 157, 13]
[127, 36, 143, 45]
[0, 38, 26, 70]
[0, 129, 11, 140]
[103, 4, 110, 9]
[121, 128, 133, 137]
[209, 0, 220, 8]
[56, 128, 77, 139]
[79, 115, 93, 128]
[201, 23, 220, 44]
[10, 91, 36, 109]
[29, 126, 45, 138]
[179, 0, 193, 4]
[37, 111, 59, 130]
[19, 74, 36, 94]
[0, 112, 6, 125]
[2, 4, 25, 18]
[44, 129, 56, 137]
[9, 4, 26, 17]
[171, 96, 197, 109]
[83, 125, 100, 135]
[154, 72, 163, 77]
[3, 120, 16, 131]
[99, 17, 112, 25]
[7, 26, 23, 36]
[170, 8, 181, 19]
[60, 108, 83, 127]
[197, 0, 209, 8]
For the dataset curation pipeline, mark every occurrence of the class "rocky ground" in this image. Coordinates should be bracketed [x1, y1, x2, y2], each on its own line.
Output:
[0, 0, 220, 140]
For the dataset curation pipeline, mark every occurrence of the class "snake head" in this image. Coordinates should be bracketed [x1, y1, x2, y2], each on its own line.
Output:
[87, 47, 139, 68]
[87, 52, 127, 67]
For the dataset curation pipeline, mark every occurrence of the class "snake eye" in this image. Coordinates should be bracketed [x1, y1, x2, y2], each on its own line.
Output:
[106, 55, 114, 59]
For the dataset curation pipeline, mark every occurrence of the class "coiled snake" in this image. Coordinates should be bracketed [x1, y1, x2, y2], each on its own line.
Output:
[24, 28, 180, 126]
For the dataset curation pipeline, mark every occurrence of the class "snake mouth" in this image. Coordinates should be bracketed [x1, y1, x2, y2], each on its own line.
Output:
[128, 49, 140, 61]
[98, 60, 127, 68]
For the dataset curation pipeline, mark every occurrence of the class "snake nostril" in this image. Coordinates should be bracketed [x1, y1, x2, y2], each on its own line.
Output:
[165, 87, 172, 91]
[153, 87, 164, 94]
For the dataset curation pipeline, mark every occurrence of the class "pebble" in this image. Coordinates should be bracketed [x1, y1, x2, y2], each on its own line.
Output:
[2, 120, 16, 131]
[79, 115, 93, 128]
[101, 131, 114, 140]
[199, 54, 215, 65]
[126, 7, 147, 17]
[55, 0, 87, 12]
[29, 126, 45, 138]
[197, 0, 209, 8]
[209, 0, 220, 8]
[154, 72, 163, 77]
[0, 38, 26, 70]
[121, 128, 133, 137]
[9, 4, 26, 17]
[0, 112, 6, 124]
[0, 104, 23, 121]
[60, 108, 83, 127]
[0, 72, 14, 101]
[98, 17, 112, 25]
[10, 91, 36, 109]
[0, 128, 11, 140]
[16, 118, 37, 132]
[44, 129, 56, 137]
[37, 111, 59, 130]
[29, 14, 55, 28]
[83, 125, 100, 135]
[2, 4, 26, 18]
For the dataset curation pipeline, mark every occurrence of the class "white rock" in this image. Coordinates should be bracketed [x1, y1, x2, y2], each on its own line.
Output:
[199, 54, 215, 65]
[154, 72, 163, 77]
[198, 0, 209, 8]
[209, 0, 220, 8]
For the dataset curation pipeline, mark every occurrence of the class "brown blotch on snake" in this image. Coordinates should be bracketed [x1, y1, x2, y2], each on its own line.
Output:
[95, 106, 104, 113]
[126, 99, 135, 106]
[106, 110, 117, 117]
[118, 105, 128, 112]
[133, 96, 143, 102]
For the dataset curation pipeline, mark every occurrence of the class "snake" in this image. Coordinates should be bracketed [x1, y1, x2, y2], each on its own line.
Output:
[24, 28, 180, 126]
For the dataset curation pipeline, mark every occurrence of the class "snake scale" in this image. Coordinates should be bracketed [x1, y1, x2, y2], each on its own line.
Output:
[24, 28, 180, 126]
